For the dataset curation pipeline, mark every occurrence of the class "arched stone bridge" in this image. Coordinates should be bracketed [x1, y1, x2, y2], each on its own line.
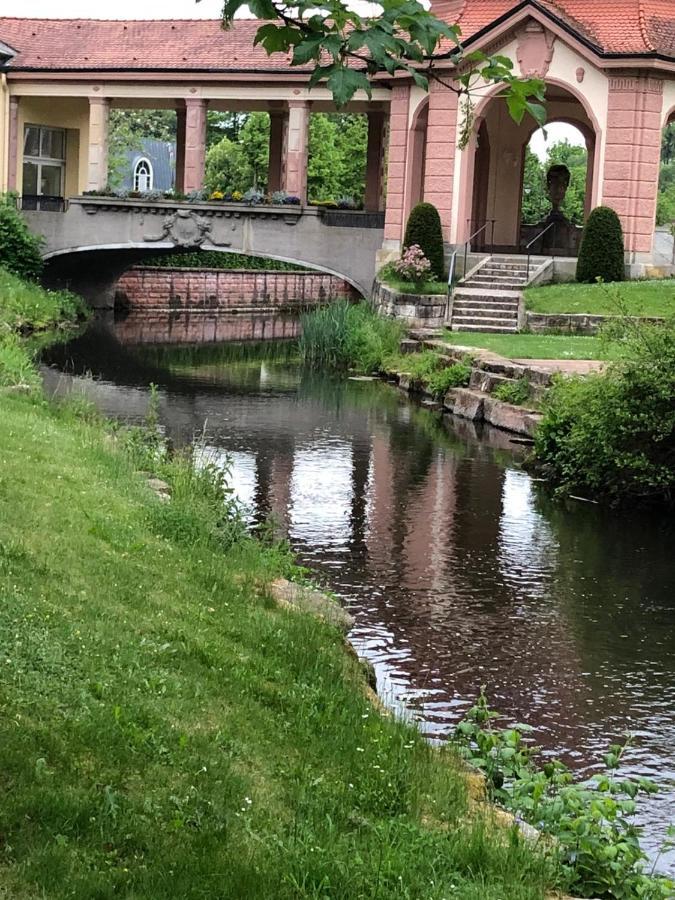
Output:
[24, 198, 384, 307]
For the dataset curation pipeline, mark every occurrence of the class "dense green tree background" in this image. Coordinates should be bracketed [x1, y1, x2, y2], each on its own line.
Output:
[108, 107, 368, 201]
[521, 138, 587, 225]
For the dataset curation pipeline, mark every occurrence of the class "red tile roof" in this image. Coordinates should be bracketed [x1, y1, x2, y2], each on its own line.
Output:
[0, 17, 305, 72]
[431, 0, 675, 56]
[0, 2, 673, 75]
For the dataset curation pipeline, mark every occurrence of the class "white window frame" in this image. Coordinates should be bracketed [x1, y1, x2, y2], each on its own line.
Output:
[133, 157, 153, 192]
[22, 124, 66, 196]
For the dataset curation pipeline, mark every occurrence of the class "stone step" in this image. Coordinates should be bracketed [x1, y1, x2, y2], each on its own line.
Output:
[453, 288, 521, 300]
[451, 306, 518, 320]
[463, 281, 527, 291]
[469, 272, 528, 281]
[469, 370, 518, 393]
[452, 315, 519, 328]
[453, 298, 520, 309]
[480, 265, 530, 274]
[451, 322, 519, 333]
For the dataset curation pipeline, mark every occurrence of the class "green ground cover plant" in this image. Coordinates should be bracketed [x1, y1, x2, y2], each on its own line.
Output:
[454, 692, 674, 900]
[380, 350, 472, 397]
[525, 280, 675, 316]
[492, 378, 532, 406]
[442, 330, 613, 360]
[299, 299, 405, 371]
[534, 318, 675, 506]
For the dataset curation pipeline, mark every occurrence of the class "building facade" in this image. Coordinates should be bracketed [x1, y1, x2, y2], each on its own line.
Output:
[0, 3, 674, 271]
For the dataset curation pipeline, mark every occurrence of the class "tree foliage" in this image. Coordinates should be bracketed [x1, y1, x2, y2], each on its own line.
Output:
[576, 206, 625, 284]
[403, 203, 445, 280]
[0, 196, 43, 282]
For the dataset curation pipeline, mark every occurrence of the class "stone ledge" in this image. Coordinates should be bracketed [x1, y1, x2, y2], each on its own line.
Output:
[444, 388, 541, 437]
[527, 311, 665, 335]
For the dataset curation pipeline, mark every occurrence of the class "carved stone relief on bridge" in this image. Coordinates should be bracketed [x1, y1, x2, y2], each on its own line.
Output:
[143, 209, 233, 249]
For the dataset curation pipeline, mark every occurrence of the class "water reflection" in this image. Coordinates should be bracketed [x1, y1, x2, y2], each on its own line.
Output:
[42, 323, 675, 865]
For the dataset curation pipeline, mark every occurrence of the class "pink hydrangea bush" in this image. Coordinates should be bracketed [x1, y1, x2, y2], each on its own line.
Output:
[392, 244, 436, 284]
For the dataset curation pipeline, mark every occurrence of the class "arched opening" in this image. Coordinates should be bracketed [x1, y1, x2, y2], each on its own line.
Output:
[133, 158, 153, 192]
[466, 82, 599, 255]
[520, 121, 589, 255]
[655, 111, 675, 266]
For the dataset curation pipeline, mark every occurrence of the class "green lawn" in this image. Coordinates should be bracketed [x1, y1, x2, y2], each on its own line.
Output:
[524, 279, 675, 316]
[0, 385, 553, 899]
[443, 330, 612, 360]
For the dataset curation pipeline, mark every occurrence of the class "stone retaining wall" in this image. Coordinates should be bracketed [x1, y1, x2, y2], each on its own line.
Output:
[372, 280, 447, 327]
[115, 266, 360, 311]
[526, 311, 665, 335]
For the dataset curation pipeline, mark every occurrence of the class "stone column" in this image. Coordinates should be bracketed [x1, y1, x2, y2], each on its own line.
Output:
[602, 75, 664, 260]
[183, 97, 208, 193]
[422, 79, 459, 242]
[175, 104, 186, 193]
[364, 109, 386, 212]
[86, 96, 110, 192]
[383, 85, 411, 246]
[7, 95, 19, 192]
[283, 100, 310, 202]
[267, 108, 286, 194]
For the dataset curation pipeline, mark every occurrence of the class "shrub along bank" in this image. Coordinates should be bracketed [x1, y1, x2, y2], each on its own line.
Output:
[0, 282, 558, 897]
[534, 318, 675, 506]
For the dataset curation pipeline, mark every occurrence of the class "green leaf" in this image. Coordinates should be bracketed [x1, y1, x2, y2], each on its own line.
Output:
[326, 67, 372, 107]
[254, 24, 301, 53]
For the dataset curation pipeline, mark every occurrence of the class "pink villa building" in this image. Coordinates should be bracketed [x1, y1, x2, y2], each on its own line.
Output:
[0, 2, 674, 275]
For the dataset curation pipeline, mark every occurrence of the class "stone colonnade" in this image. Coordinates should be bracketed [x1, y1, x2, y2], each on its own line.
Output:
[6, 92, 388, 211]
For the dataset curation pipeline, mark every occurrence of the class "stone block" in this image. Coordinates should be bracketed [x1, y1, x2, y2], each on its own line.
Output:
[446, 388, 485, 421]
[483, 397, 541, 437]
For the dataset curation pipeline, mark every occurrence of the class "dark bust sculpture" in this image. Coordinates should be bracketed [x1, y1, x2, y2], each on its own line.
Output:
[546, 164, 571, 215]
[539, 163, 576, 253]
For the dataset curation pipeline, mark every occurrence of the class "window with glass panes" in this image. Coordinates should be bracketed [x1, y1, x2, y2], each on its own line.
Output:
[23, 125, 66, 197]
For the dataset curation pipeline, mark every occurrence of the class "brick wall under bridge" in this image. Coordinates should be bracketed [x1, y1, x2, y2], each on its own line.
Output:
[115, 266, 360, 313]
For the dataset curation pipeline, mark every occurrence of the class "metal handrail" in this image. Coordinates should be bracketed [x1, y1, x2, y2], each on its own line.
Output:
[526, 220, 558, 280]
[448, 219, 496, 289]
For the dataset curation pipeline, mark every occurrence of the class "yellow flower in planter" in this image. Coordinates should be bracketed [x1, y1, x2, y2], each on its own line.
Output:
[209, 191, 224, 201]
[232, 190, 243, 201]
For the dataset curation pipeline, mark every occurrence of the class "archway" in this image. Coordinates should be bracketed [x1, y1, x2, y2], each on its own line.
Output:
[464, 81, 600, 255]
[520, 121, 589, 255]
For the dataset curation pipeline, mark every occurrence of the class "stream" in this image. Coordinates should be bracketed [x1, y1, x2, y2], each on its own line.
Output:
[42, 315, 675, 870]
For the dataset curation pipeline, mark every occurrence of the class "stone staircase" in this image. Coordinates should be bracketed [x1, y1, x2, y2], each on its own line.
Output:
[449, 256, 542, 334]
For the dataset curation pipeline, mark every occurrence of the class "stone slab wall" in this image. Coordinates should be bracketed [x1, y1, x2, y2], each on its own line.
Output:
[372, 280, 447, 327]
[526, 312, 665, 335]
[115, 266, 360, 311]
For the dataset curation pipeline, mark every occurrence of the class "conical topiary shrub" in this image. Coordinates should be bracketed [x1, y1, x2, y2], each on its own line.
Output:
[403, 202, 445, 280]
[576, 206, 625, 283]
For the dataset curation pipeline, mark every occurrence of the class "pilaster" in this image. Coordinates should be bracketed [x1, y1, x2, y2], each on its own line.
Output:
[364, 109, 386, 212]
[283, 100, 310, 202]
[7, 95, 19, 192]
[422, 79, 459, 240]
[268, 108, 285, 194]
[383, 85, 411, 245]
[86, 95, 110, 192]
[183, 97, 208, 193]
[602, 74, 664, 257]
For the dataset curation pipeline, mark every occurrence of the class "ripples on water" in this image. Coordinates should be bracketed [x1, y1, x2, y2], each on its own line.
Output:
[42, 322, 675, 867]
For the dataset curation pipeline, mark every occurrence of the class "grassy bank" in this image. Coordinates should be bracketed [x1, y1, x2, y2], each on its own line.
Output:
[0, 267, 86, 387]
[442, 330, 612, 360]
[524, 279, 675, 316]
[0, 288, 555, 896]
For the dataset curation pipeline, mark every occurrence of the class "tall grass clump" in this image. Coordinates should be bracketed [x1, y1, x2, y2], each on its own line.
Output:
[299, 300, 405, 372]
[0, 266, 87, 333]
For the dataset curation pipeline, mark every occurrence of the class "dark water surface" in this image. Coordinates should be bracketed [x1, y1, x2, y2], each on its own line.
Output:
[43, 319, 675, 867]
